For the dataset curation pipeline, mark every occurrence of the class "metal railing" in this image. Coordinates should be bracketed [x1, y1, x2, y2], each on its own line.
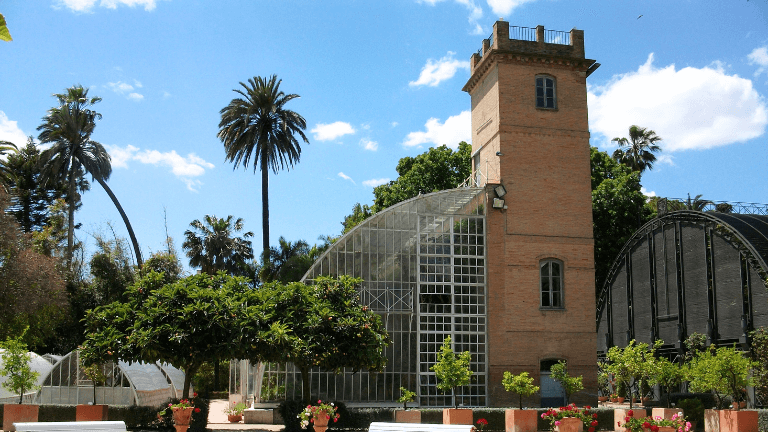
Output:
[660, 198, 768, 216]
[544, 29, 570, 45]
[509, 26, 537, 42]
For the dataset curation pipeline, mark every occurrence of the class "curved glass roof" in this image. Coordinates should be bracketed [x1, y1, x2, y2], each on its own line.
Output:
[259, 187, 489, 406]
[0, 350, 53, 402]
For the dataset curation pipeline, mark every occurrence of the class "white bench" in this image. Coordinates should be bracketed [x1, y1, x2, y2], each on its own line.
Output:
[13, 421, 127, 432]
[368, 422, 475, 432]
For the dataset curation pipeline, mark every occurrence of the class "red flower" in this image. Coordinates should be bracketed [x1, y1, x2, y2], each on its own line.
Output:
[591, 420, 598, 426]
[643, 421, 651, 428]
[651, 426, 659, 432]
[193, 392, 198, 397]
[589, 428, 595, 432]
[628, 410, 633, 416]
[194, 408, 200, 413]
[592, 413, 598, 418]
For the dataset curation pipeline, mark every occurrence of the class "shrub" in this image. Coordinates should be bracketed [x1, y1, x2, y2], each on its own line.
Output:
[676, 398, 704, 427]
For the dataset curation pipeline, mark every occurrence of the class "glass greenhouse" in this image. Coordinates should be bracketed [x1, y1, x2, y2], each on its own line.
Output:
[0, 350, 54, 404]
[233, 187, 489, 407]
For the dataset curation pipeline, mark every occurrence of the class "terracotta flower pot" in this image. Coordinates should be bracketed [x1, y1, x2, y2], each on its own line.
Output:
[394, 409, 421, 423]
[718, 409, 757, 432]
[617, 397, 625, 403]
[76, 404, 108, 421]
[598, 396, 609, 402]
[554, 416, 583, 432]
[3, 404, 39, 432]
[505, 409, 538, 432]
[228, 414, 242, 423]
[651, 408, 681, 420]
[313, 415, 329, 432]
[443, 408, 473, 425]
[172, 407, 194, 432]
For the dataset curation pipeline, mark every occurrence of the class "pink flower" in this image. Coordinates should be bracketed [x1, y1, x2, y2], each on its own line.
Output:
[555, 421, 561, 426]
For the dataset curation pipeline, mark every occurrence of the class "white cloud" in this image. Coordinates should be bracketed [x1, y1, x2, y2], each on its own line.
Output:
[360, 139, 378, 151]
[748, 46, 768, 77]
[338, 172, 355, 184]
[391, 122, 399, 128]
[105, 144, 214, 192]
[107, 80, 144, 101]
[588, 53, 768, 152]
[403, 110, 471, 148]
[162, 91, 172, 99]
[486, 0, 537, 16]
[363, 178, 391, 188]
[311, 121, 356, 141]
[133, 79, 143, 88]
[410, 52, 470, 87]
[0, 111, 28, 146]
[641, 187, 657, 198]
[56, 0, 159, 12]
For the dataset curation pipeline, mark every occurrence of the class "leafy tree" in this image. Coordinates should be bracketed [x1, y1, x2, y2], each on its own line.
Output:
[398, 387, 417, 410]
[0, 140, 18, 183]
[684, 194, 712, 211]
[650, 355, 684, 408]
[218, 75, 309, 257]
[88, 230, 135, 304]
[182, 215, 254, 276]
[259, 236, 312, 283]
[431, 336, 473, 408]
[372, 142, 471, 212]
[2, 137, 78, 233]
[550, 360, 584, 405]
[591, 147, 654, 294]
[0, 332, 40, 404]
[611, 125, 662, 174]
[80, 271, 264, 398]
[749, 328, 768, 405]
[342, 203, 373, 234]
[141, 250, 184, 285]
[604, 340, 652, 409]
[0, 189, 66, 347]
[686, 345, 754, 409]
[261, 276, 389, 404]
[37, 85, 143, 269]
[502, 371, 540, 409]
[0, 13, 10, 42]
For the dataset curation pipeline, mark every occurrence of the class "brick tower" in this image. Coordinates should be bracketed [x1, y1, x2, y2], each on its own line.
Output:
[463, 21, 599, 407]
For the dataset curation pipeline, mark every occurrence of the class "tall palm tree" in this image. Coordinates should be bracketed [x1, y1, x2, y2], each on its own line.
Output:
[217, 75, 309, 258]
[611, 125, 663, 174]
[182, 215, 254, 275]
[37, 85, 143, 269]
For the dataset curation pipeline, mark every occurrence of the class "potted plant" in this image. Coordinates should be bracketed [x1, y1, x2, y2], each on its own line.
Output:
[551, 361, 583, 406]
[686, 345, 756, 432]
[606, 340, 653, 410]
[158, 395, 201, 432]
[1, 333, 40, 432]
[618, 411, 691, 432]
[298, 400, 340, 432]
[77, 354, 109, 421]
[430, 336, 473, 425]
[394, 387, 420, 423]
[597, 363, 610, 402]
[648, 354, 684, 419]
[541, 404, 599, 432]
[502, 371, 539, 432]
[224, 402, 246, 423]
[610, 393, 618, 403]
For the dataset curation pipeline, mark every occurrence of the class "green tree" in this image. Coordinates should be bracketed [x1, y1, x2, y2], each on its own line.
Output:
[431, 336, 473, 408]
[0, 331, 40, 404]
[684, 194, 712, 211]
[141, 250, 184, 285]
[37, 85, 143, 269]
[686, 345, 754, 409]
[372, 142, 471, 212]
[611, 125, 662, 174]
[550, 360, 584, 405]
[0, 140, 18, 183]
[650, 354, 684, 408]
[259, 236, 312, 283]
[0, 13, 11, 42]
[80, 271, 264, 398]
[342, 203, 373, 234]
[262, 276, 389, 404]
[750, 328, 768, 405]
[502, 371, 540, 409]
[88, 230, 135, 304]
[218, 75, 309, 257]
[604, 340, 651, 410]
[591, 147, 654, 294]
[182, 215, 254, 276]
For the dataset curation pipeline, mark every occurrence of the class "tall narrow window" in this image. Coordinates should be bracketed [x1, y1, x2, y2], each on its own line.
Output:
[536, 76, 556, 109]
[541, 259, 563, 308]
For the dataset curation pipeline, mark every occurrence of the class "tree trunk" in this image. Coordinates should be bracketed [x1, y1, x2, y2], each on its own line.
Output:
[183, 363, 199, 399]
[66, 165, 76, 270]
[95, 177, 143, 268]
[261, 162, 269, 258]
[300, 366, 311, 405]
[214, 361, 219, 392]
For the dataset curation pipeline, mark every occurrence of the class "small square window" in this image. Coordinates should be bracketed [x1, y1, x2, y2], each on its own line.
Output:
[536, 76, 556, 109]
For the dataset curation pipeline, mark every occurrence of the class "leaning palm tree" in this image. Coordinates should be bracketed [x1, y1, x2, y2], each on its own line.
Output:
[37, 85, 143, 269]
[182, 214, 254, 275]
[217, 75, 309, 258]
[612, 125, 662, 174]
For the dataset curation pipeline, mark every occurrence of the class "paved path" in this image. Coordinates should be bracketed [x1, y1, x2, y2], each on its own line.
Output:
[207, 399, 283, 431]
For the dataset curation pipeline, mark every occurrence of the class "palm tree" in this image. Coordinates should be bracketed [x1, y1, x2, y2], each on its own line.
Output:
[217, 75, 309, 258]
[0, 140, 18, 187]
[37, 85, 143, 269]
[611, 125, 662, 174]
[685, 194, 712, 211]
[182, 215, 254, 275]
[259, 236, 310, 283]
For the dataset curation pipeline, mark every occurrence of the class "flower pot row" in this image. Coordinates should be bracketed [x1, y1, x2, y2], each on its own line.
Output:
[2, 404, 109, 432]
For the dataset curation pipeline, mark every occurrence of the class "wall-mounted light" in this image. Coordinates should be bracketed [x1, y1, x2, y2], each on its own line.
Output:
[494, 184, 506, 198]
[492, 198, 506, 209]
[496, 151, 503, 156]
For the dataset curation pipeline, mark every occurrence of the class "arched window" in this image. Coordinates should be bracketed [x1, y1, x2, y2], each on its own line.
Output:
[540, 259, 563, 308]
[536, 75, 556, 109]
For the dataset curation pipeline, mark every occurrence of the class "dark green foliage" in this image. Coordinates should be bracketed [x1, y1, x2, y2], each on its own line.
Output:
[141, 251, 183, 285]
[675, 398, 704, 428]
[277, 399, 305, 432]
[372, 142, 471, 212]
[342, 203, 373, 234]
[191, 360, 228, 396]
[259, 236, 312, 283]
[611, 125, 662, 174]
[591, 147, 655, 294]
[36, 405, 76, 422]
[751, 327, 768, 404]
[182, 215, 254, 277]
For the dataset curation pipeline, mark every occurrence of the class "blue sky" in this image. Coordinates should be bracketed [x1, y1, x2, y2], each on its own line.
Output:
[1, 0, 767, 270]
